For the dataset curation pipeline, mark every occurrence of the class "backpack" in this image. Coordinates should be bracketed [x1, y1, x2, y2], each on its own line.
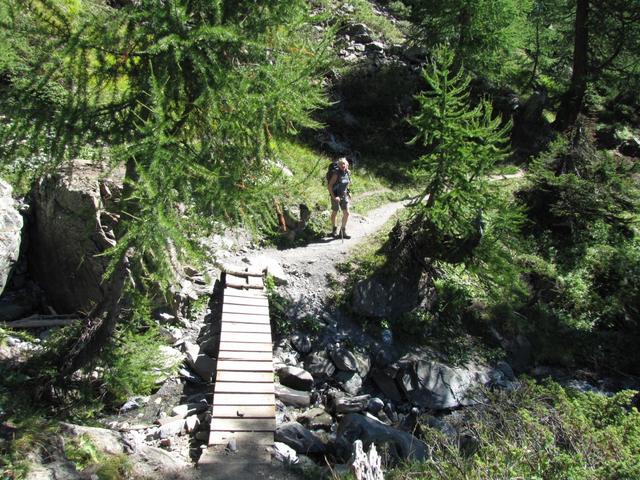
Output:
[325, 160, 339, 185]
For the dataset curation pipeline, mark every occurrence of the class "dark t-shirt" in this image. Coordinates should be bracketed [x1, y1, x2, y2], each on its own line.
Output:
[332, 170, 350, 197]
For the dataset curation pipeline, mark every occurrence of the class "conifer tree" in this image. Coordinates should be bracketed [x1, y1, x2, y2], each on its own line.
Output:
[409, 46, 512, 240]
[0, 0, 328, 375]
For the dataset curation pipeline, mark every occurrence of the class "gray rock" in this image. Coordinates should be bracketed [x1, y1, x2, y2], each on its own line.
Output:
[275, 422, 325, 454]
[371, 369, 403, 403]
[337, 413, 427, 461]
[366, 397, 384, 415]
[397, 357, 493, 410]
[352, 279, 390, 317]
[329, 347, 358, 372]
[291, 333, 312, 354]
[354, 352, 372, 378]
[184, 341, 217, 382]
[275, 383, 311, 408]
[199, 335, 219, 356]
[497, 361, 515, 381]
[366, 41, 386, 53]
[158, 419, 185, 438]
[354, 33, 374, 44]
[24, 461, 80, 480]
[335, 371, 363, 396]
[304, 351, 336, 383]
[119, 400, 140, 413]
[185, 415, 200, 433]
[129, 444, 190, 479]
[374, 349, 392, 368]
[0, 179, 23, 296]
[272, 441, 298, 464]
[297, 407, 333, 431]
[277, 365, 314, 391]
[171, 402, 207, 418]
[29, 160, 125, 312]
[59, 423, 125, 455]
[344, 23, 370, 37]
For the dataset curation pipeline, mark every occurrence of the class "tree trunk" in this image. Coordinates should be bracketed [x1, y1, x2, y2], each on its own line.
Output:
[554, 0, 589, 131]
[57, 250, 130, 377]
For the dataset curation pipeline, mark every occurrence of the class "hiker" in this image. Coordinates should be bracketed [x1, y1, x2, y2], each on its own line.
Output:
[328, 157, 352, 239]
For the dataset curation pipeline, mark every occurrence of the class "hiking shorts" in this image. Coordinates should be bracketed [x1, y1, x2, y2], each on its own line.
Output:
[331, 195, 349, 212]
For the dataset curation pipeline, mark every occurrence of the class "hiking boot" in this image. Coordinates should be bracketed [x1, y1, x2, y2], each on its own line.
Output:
[340, 228, 351, 239]
[331, 226, 338, 238]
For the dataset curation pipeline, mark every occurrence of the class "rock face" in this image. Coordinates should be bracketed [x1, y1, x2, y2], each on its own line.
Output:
[29, 160, 124, 312]
[338, 413, 427, 462]
[0, 179, 23, 296]
[396, 358, 491, 409]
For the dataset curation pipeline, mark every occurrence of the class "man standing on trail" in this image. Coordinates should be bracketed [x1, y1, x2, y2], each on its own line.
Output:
[328, 157, 352, 239]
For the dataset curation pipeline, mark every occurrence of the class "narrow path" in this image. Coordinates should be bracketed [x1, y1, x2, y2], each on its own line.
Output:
[242, 200, 407, 304]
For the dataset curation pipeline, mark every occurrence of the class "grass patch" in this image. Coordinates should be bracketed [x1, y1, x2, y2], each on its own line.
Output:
[388, 379, 640, 480]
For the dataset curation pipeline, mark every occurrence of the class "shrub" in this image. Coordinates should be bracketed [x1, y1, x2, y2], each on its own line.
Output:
[389, 379, 640, 480]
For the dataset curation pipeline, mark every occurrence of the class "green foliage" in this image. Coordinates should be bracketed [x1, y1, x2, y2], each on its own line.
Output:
[0, 0, 330, 300]
[409, 45, 513, 238]
[518, 135, 640, 336]
[98, 327, 178, 404]
[406, 0, 532, 82]
[265, 275, 292, 336]
[337, 0, 406, 44]
[64, 435, 132, 479]
[0, 418, 56, 480]
[389, 379, 640, 480]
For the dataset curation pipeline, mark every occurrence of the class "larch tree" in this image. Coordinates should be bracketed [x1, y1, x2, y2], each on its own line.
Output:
[0, 0, 328, 376]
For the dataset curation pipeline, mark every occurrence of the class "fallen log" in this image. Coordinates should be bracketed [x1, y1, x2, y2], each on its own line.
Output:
[4, 314, 79, 328]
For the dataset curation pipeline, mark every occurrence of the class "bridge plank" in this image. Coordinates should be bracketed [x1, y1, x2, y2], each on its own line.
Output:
[208, 431, 273, 446]
[222, 296, 269, 307]
[215, 371, 273, 383]
[221, 312, 270, 324]
[211, 418, 275, 432]
[214, 382, 274, 393]
[223, 287, 267, 298]
[247, 276, 264, 288]
[223, 304, 270, 315]
[211, 405, 275, 418]
[216, 360, 273, 371]
[217, 351, 273, 361]
[213, 393, 275, 405]
[218, 341, 272, 352]
[221, 322, 271, 334]
[220, 331, 272, 343]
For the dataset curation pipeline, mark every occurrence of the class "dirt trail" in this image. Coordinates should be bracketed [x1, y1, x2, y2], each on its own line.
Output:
[241, 200, 407, 304]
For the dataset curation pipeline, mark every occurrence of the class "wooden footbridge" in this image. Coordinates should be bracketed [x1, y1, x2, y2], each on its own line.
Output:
[199, 268, 278, 473]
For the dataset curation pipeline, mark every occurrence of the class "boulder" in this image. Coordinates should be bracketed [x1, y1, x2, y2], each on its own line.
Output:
[59, 423, 126, 455]
[29, 160, 124, 312]
[304, 351, 336, 383]
[335, 371, 363, 396]
[396, 356, 493, 410]
[277, 365, 314, 391]
[275, 422, 325, 454]
[291, 333, 312, 355]
[370, 368, 403, 403]
[0, 179, 23, 296]
[129, 444, 190, 479]
[329, 346, 358, 372]
[337, 413, 427, 462]
[183, 341, 217, 382]
[297, 407, 333, 431]
[275, 384, 311, 408]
